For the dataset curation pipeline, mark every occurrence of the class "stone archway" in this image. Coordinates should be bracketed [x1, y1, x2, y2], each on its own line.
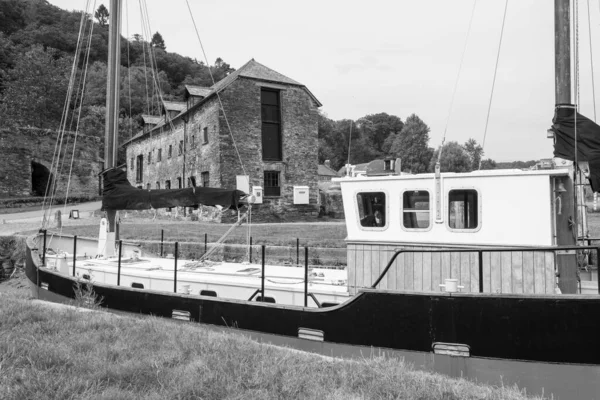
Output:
[31, 161, 53, 197]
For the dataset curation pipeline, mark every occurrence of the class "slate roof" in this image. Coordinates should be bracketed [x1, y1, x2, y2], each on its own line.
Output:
[337, 163, 370, 176]
[185, 85, 212, 98]
[141, 115, 162, 125]
[162, 101, 187, 112]
[318, 164, 339, 177]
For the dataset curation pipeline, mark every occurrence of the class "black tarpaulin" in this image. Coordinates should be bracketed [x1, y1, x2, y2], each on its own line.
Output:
[551, 106, 600, 191]
[101, 169, 245, 210]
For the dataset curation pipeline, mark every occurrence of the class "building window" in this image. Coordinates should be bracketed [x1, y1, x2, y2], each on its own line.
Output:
[135, 155, 143, 182]
[157, 149, 162, 162]
[202, 127, 208, 144]
[191, 135, 195, 149]
[168, 145, 172, 158]
[188, 176, 196, 187]
[178, 140, 183, 156]
[156, 181, 160, 189]
[201, 171, 209, 187]
[356, 192, 386, 228]
[264, 171, 280, 197]
[130, 157, 134, 169]
[261, 89, 281, 161]
[402, 190, 430, 229]
[448, 189, 479, 230]
[146, 183, 151, 190]
[148, 151, 152, 164]
[165, 180, 171, 189]
[176, 177, 182, 189]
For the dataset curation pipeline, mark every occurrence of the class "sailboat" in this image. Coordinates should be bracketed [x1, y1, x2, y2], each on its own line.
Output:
[24, 1, 600, 398]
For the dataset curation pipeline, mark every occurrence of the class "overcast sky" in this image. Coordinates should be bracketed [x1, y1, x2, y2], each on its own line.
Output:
[48, 0, 600, 162]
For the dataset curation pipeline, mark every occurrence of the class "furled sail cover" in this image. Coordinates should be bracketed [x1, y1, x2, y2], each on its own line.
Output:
[102, 169, 246, 210]
[551, 106, 600, 191]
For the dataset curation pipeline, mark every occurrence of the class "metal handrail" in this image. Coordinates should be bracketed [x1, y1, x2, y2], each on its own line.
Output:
[370, 245, 600, 294]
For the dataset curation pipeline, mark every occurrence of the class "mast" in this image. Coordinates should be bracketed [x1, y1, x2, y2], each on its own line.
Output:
[104, 0, 122, 257]
[554, 0, 571, 104]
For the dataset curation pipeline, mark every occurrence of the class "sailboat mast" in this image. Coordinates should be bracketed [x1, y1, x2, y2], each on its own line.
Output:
[554, 0, 571, 104]
[104, 0, 121, 169]
[104, 0, 122, 256]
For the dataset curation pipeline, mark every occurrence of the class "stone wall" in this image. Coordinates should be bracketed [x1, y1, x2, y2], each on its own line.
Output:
[125, 77, 320, 221]
[0, 128, 102, 199]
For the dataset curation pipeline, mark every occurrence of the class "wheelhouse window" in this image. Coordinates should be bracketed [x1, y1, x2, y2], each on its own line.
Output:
[264, 171, 280, 197]
[135, 155, 143, 182]
[357, 192, 386, 227]
[403, 190, 430, 229]
[261, 89, 281, 161]
[448, 189, 479, 230]
[201, 171, 209, 187]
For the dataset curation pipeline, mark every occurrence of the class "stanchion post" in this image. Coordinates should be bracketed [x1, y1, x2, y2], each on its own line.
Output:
[261, 244, 265, 299]
[174, 242, 179, 293]
[117, 240, 122, 286]
[250, 236, 253, 264]
[296, 238, 299, 266]
[304, 246, 309, 307]
[42, 229, 47, 266]
[72, 235, 77, 276]
[160, 229, 164, 257]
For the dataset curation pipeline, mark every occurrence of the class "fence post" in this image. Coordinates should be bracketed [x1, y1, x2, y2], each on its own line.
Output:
[72, 235, 77, 277]
[174, 242, 179, 293]
[304, 246, 309, 307]
[204, 233, 208, 256]
[478, 250, 484, 293]
[261, 244, 265, 299]
[160, 229, 164, 257]
[117, 240, 122, 286]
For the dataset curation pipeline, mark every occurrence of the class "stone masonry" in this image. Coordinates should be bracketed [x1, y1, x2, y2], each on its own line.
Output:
[124, 60, 321, 221]
[0, 128, 102, 199]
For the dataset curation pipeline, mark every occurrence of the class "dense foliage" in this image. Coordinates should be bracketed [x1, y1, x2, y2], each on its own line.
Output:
[0, 0, 531, 171]
[0, 0, 233, 143]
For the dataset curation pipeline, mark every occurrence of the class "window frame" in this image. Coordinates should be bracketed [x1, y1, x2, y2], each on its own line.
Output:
[261, 88, 282, 161]
[263, 170, 281, 197]
[400, 189, 433, 232]
[354, 189, 389, 231]
[446, 187, 482, 233]
[135, 154, 143, 182]
[201, 171, 209, 187]
[202, 127, 208, 144]
[157, 148, 162, 162]
[178, 140, 183, 156]
[168, 145, 172, 159]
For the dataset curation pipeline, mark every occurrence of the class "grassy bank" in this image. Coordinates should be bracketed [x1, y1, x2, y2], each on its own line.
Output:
[0, 294, 542, 400]
[54, 219, 348, 248]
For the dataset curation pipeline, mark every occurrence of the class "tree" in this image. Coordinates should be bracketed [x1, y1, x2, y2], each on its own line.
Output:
[357, 112, 404, 156]
[480, 158, 497, 170]
[388, 114, 433, 173]
[463, 138, 484, 170]
[429, 141, 472, 172]
[151, 31, 165, 50]
[95, 4, 109, 27]
[0, 45, 72, 129]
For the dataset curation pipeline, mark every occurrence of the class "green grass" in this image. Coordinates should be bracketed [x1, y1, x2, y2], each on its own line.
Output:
[54, 219, 349, 248]
[0, 293, 543, 400]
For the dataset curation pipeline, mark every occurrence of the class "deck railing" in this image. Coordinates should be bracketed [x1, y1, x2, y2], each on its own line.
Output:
[371, 246, 600, 295]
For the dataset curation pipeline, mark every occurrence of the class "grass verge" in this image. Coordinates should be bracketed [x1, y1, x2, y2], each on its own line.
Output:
[0, 294, 543, 400]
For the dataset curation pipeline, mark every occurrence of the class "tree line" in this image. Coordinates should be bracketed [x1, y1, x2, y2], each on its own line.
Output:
[0, 0, 532, 171]
[319, 112, 499, 173]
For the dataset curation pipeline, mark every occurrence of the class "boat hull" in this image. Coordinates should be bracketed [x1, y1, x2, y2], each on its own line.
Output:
[25, 238, 600, 399]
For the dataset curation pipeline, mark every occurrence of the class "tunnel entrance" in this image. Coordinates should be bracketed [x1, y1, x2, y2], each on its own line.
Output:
[31, 161, 53, 197]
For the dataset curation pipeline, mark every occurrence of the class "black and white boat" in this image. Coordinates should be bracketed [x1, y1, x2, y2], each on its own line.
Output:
[25, 1, 600, 398]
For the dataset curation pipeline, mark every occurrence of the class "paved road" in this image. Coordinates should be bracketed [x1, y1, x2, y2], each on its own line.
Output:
[0, 201, 102, 236]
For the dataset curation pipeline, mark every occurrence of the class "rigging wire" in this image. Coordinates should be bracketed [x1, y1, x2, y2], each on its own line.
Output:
[437, 0, 477, 166]
[41, 1, 92, 228]
[587, 0, 597, 121]
[138, 0, 150, 115]
[185, 0, 247, 176]
[346, 121, 353, 167]
[126, 0, 134, 140]
[479, 0, 509, 170]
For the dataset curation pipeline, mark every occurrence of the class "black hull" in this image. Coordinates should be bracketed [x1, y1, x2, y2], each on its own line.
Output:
[25, 239, 600, 399]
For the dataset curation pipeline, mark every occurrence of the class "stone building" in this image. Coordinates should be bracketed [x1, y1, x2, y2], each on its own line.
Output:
[124, 59, 322, 220]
